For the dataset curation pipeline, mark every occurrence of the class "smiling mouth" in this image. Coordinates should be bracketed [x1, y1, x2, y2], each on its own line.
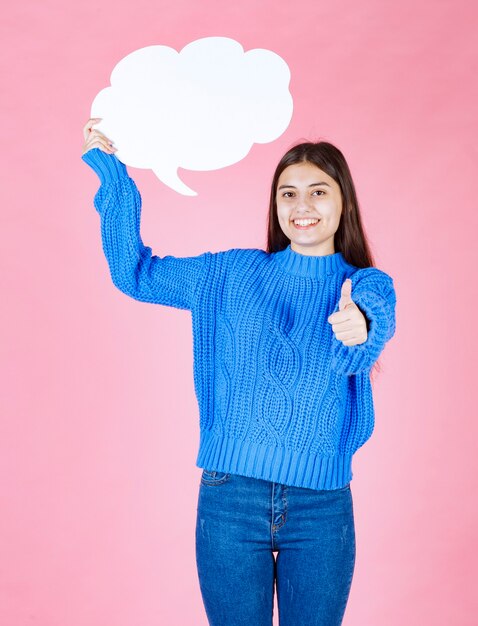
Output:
[292, 218, 320, 229]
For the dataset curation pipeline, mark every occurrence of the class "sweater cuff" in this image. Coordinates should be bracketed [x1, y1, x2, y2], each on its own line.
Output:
[81, 147, 128, 185]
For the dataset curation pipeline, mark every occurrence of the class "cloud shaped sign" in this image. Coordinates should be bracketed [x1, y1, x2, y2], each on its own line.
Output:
[89, 37, 293, 195]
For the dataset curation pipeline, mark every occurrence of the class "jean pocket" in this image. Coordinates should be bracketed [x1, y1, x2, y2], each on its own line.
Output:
[200, 469, 231, 486]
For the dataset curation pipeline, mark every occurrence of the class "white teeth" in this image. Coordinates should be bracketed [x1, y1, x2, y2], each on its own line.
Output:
[294, 218, 319, 226]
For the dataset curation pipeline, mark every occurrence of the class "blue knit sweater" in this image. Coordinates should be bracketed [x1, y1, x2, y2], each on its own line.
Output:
[82, 147, 397, 490]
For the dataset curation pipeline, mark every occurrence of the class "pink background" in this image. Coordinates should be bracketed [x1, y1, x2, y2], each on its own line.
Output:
[2, 0, 477, 624]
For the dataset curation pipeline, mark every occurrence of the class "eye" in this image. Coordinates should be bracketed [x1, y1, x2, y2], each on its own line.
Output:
[312, 189, 325, 196]
[282, 191, 294, 198]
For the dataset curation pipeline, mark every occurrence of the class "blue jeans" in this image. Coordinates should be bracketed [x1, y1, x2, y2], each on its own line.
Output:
[195, 469, 356, 625]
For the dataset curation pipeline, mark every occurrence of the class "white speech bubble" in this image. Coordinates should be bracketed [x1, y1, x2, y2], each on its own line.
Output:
[89, 37, 293, 195]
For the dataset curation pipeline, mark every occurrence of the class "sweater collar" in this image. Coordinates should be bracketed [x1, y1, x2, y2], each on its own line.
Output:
[273, 244, 349, 278]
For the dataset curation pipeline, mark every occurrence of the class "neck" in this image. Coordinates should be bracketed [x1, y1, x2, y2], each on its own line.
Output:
[273, 243, 350, 278]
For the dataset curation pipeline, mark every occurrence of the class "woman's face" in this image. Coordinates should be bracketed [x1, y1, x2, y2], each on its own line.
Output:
[276, 161, 343, 256]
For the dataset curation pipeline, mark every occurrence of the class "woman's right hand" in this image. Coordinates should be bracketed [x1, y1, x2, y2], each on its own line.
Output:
[82, 118, 118, 156]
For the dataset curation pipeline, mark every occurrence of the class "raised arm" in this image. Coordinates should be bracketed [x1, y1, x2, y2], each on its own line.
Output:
[82, 147, 209, 311]
[329, 267, 397, 375]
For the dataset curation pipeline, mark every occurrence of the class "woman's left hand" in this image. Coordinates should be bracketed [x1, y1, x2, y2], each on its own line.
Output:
[327, 279, 368, 346]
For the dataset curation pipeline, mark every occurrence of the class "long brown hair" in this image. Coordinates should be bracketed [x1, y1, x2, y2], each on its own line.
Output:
[266, 140, 383, 379]
[266, 140, 375, 268]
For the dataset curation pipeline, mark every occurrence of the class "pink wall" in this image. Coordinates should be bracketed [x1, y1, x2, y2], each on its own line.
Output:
[2, 0, 476, 624]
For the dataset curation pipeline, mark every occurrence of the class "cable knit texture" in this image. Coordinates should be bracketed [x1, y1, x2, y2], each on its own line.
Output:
[82, 148, 397, 490]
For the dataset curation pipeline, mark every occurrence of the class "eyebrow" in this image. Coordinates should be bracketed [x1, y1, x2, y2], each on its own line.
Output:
[277, 182, 331, 190]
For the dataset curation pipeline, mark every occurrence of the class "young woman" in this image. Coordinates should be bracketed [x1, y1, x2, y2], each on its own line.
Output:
[81, 118, 396, 626]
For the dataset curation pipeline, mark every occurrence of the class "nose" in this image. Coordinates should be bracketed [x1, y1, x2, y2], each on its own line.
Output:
[294, 196, 314, 213]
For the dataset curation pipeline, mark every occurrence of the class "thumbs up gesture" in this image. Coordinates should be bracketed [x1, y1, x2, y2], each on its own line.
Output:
[327, 279, 368, 347]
